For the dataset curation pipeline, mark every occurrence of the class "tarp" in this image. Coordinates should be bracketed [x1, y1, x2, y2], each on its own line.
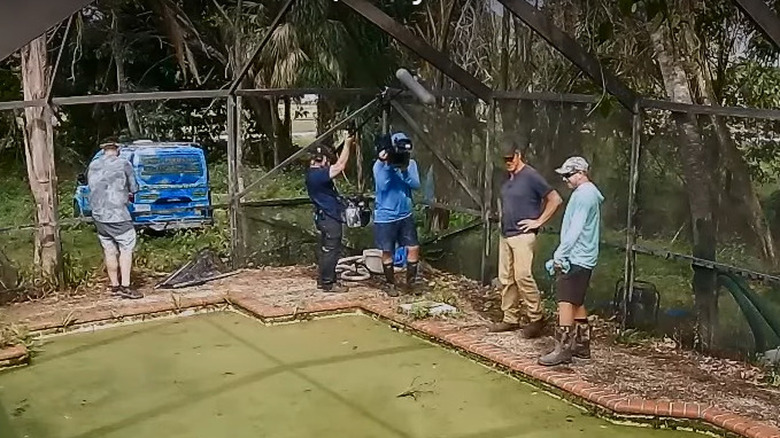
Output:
[0, 0, 93, 62]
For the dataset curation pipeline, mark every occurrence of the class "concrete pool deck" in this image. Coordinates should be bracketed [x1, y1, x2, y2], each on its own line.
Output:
[0, 266, 779, 438]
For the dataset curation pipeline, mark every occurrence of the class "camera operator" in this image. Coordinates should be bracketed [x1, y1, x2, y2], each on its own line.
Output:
[305, 133, 356, 293]
[373, 132, 421, 297]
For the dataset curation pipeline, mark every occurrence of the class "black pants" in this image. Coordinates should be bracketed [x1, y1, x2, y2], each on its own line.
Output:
[315, 215, 343, 286]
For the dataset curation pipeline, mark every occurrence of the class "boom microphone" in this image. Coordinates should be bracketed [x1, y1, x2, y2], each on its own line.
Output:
[395, 68, 435, 105]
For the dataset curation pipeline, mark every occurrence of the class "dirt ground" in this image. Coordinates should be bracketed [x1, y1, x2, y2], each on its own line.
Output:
[1, 265, 778, 429]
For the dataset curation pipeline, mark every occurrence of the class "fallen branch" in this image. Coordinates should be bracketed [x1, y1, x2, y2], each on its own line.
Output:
[396, 377, 435, 400]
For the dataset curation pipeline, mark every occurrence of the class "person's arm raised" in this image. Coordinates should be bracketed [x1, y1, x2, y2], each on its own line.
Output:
[329, 134, 355, 179]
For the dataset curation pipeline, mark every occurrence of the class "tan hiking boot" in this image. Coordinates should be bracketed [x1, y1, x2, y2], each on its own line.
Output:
[521, 319, 545, 339]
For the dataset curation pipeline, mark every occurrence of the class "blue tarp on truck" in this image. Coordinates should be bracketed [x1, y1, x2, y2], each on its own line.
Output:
[74, 141, 212, 231]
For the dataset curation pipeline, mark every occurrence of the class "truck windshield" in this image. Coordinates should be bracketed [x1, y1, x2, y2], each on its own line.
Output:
[138, 154, 205, 185]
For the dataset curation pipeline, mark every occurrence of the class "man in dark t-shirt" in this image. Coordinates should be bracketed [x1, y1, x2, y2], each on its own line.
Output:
[305, 134, 355, 293]
[490, 137, 562, 338]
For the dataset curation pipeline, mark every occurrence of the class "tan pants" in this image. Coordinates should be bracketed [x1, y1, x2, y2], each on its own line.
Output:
[498, 233, 543, 324]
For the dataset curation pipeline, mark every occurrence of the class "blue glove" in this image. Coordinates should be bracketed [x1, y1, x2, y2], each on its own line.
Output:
[545, 259, 570, 277]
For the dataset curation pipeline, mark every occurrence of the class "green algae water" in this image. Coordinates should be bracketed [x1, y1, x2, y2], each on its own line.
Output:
[0, 313, 702, 438]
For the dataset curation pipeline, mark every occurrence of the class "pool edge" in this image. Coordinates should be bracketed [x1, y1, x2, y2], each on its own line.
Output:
[1, 293, 777, 438]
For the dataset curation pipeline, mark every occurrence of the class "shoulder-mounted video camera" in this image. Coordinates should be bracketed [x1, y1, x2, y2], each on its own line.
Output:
[375, 132, 413, 168]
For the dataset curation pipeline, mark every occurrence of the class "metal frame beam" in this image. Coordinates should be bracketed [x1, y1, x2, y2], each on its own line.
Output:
[496, 0, 638, 111]
[339, 0, 493, 102]
[6, 89, 780, 119]
[390, 101, 483, 208]
[0, 0, 93, 63]
[733, 0, 780, 51]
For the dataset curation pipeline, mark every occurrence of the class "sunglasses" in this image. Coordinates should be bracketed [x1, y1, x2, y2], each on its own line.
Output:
[503, 156, 516, 163]
[561, 171, 579, 180]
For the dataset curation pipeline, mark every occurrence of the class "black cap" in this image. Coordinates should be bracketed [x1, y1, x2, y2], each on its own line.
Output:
[310, 145, 335, 162]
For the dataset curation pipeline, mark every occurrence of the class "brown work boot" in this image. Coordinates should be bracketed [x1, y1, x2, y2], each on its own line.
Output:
[538, 326, 574, 366]
[521, 319, 545, 339]
[488, 322, 520, 333]
[573, 321, 591, 359]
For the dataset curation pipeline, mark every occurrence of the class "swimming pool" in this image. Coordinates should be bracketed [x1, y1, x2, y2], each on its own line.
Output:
[0, 312, 702, 438]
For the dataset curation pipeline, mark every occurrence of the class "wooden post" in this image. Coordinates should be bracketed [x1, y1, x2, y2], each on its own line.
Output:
[621, 103, 642, 327]
[21, 34, 62, 282]
[480, 100, 496, 285]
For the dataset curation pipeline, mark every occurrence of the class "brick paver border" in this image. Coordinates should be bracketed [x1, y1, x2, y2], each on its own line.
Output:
[0, 293, 777, 438]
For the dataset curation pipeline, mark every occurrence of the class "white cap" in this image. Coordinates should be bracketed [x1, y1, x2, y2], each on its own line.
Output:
[555, 156, 589, 174]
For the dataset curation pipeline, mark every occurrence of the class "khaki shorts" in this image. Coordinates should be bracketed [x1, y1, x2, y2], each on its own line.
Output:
[98, 228, 137, 255]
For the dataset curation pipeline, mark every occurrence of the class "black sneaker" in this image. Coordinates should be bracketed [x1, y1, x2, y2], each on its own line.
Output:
[108, 285, 121, 296]
[118, 286, 143, 300]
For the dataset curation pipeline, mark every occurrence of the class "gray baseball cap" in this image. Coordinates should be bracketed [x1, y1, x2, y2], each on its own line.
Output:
[555, 156, 589, 174]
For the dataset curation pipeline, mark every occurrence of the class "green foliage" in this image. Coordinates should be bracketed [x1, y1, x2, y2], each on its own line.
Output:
[765, 364, 780, 388]
[407, 303, 431, 320]
[615, 328, 650, 346]
[0, 320, 32, 349]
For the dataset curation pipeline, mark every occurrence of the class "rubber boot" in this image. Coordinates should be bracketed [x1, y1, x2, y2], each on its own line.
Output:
[323, 282, 349, 293]
[405, 261, 420, 295]
[538, 326, 574, 366]
[383, 262, 399, 297]
[573, 320, 591, 359]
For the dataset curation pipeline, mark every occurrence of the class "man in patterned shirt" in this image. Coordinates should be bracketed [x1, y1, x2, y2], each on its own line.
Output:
[88, 141, 142, 299]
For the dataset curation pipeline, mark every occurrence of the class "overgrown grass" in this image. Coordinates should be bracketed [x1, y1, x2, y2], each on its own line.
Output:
[0, 160, 306, 294]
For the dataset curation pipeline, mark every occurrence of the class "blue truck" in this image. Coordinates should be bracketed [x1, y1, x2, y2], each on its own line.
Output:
[74, 140, 213, 231]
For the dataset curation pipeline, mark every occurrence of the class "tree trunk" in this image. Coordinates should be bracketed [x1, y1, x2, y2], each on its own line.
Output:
[650, 24, 718, 350]
[21, 35, 62, 282]
[112, 11, 141, 138]
[690, 54, 777, 266]
[316, 97, 336, 149]
[273, 97, 293, 164]
[497, 10, 521, 136]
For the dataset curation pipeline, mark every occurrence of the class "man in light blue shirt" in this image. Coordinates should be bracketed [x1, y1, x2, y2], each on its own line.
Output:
[539, 156, 604, 367]
[373, 132, 421, 297]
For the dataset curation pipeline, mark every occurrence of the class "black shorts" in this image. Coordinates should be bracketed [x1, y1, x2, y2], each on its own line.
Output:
[374, 216, 419, 252]
[556, 265, 592, 306]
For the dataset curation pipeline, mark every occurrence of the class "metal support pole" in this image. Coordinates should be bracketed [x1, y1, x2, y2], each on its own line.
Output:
[382, 106, 389, 134]
[621, 103, 643, 328]
[481, 100, 497, 285]
[227, 95, 245, 268]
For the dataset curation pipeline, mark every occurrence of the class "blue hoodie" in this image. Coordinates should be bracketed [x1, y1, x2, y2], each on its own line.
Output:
[373, 159, 421, 223]
[553, 182, 604, 269]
